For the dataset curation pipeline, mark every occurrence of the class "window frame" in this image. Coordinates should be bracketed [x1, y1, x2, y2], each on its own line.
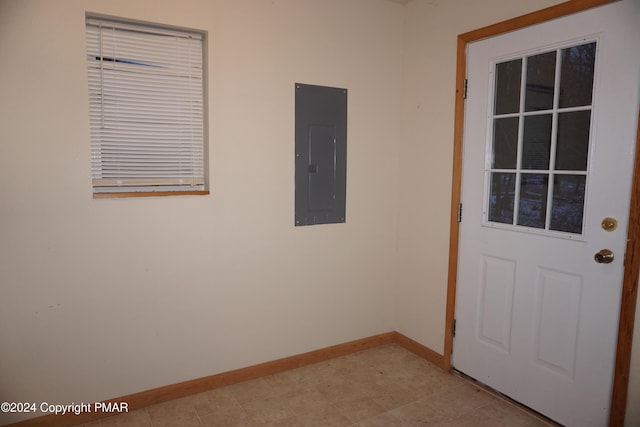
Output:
[86, 14, 209, 198]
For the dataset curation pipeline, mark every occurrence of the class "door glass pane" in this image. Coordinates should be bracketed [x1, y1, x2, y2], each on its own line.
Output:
[494, 59, 522, 115]
[486, 41, 595, 236]
[493, 117, 519, 169]
[550, 175, 586, 233]
[559, 42, 596, 108]
[522, 114, 552, 170]
[517, 173, 548, 229]
[488, 172, 516, 224]
[525, 51, 556, 112]
[556, 111, 591, 171]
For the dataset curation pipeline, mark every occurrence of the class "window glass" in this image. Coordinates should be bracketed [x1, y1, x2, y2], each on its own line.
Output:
[486, 42, 596, 236]
[86, 16, 207, 196]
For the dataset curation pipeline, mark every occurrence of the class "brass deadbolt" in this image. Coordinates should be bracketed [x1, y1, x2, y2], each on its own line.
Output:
[601, 217, 617, 231]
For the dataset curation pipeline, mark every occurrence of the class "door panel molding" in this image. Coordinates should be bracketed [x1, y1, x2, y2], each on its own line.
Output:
[444, 1, 639, 425]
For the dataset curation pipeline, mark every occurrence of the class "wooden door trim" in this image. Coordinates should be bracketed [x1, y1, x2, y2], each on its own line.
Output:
[444, 1, 638, 425]
[610, 106, 640, 426]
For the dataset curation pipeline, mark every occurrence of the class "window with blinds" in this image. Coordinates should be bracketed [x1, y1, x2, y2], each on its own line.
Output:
[86, 16, 207, 196]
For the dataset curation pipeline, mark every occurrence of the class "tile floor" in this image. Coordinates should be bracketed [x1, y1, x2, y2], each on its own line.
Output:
[73, 344, 552, 426]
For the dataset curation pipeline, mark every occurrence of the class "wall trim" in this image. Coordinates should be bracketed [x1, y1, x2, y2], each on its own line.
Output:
[444, 1, 638, 426]
[6, 331, 443, 427]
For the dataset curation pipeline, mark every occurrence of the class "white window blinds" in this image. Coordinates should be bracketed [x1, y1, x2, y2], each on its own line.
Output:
[86, 17, 206, 194]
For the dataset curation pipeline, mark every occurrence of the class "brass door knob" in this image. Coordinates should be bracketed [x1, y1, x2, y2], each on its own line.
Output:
[594, 249, 614, 264]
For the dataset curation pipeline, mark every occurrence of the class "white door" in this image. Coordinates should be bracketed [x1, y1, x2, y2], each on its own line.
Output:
[453, 2, 640, 426]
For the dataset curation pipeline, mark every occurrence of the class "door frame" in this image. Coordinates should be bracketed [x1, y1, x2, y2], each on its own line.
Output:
[444, 1, 640, 425]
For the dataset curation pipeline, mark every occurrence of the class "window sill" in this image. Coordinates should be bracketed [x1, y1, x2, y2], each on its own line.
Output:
[93, 190, 209, 199]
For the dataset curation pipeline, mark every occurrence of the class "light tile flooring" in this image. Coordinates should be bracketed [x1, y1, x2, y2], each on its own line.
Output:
[73, 344, 552, 427]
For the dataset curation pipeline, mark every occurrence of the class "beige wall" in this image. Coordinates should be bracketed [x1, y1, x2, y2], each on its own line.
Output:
[0, 0, 403, 423]
[396, 3, 640, 427]
[628, 299, 640, 427]
[1, 0, 639, 425]
[397, 1, 640, 426]
[396, 0, 564, 355]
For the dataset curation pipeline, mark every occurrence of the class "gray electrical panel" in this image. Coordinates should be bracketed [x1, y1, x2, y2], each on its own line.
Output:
[295, 83, 347, 226]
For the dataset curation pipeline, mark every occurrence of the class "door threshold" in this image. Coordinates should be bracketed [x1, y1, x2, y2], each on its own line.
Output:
[452, 369, 562, 427]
